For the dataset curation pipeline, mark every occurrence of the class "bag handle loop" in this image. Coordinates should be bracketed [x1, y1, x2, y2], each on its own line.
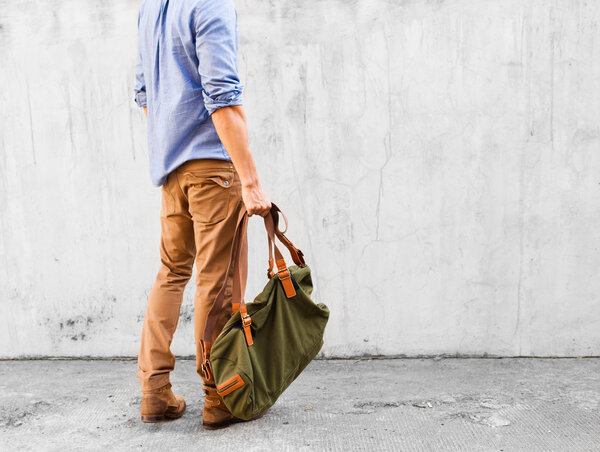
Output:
[265, 203, 306, 272]
[264, 214, 296, 299]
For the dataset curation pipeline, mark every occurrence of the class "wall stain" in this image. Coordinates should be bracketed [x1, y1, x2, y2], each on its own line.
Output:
[41, 303, 114, 343]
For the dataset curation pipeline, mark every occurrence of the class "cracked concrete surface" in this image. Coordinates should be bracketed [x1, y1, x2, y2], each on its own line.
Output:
[1, 359, 599, 451]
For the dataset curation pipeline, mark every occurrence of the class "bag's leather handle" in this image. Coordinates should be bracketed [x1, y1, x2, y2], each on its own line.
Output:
[267, 204, 306, 268]
[264, 213, 296, 298]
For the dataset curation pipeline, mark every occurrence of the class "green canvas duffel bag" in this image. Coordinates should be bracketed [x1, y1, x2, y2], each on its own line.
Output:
[202, 203, 329, 421]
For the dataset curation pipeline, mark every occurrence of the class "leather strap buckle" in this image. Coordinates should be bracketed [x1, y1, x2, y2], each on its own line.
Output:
[241, 313, 252, 327]
[278, 269, 291, 280]
[201, 359, 214, 382]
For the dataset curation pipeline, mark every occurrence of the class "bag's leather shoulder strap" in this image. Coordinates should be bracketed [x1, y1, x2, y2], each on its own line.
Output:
[203, 206, 251, 347]
[201, 205, 251, 381]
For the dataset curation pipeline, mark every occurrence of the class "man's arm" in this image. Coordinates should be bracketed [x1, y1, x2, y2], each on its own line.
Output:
[211, 105, 270, 217]
[194, 0, 270, 217]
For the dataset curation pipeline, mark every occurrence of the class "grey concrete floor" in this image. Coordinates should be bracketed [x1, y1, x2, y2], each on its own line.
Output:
[0, 358, 599, 451]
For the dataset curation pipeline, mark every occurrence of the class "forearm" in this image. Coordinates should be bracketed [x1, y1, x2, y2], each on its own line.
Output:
[211, 105, 259, 188]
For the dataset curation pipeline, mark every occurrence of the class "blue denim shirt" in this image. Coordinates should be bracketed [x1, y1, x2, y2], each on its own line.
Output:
[134, 0, 243, 186]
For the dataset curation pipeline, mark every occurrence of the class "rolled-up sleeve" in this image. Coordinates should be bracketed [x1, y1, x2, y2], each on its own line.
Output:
[194, 0, 244, 115]
[134, 11, 147, 108]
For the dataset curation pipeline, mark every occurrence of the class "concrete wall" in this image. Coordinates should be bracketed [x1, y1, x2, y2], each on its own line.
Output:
[1, 0, 599, 358]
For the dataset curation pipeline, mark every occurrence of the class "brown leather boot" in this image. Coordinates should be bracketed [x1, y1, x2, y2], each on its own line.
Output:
[202, 383, 242, 429]
[202, 383, 269, 429]
[141, 383, 186, 423]
[199, 343, 266, 429]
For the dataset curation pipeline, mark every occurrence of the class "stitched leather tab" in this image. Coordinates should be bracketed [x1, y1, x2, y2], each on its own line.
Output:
[279, 272, 296, 298]
[240, 304, 253, 346]
[275, 258, 296, 298]
[216, 374, 245, 397]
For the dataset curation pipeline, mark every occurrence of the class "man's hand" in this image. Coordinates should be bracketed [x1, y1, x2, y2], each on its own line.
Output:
[242, 181, 271, 217]
[211, 105, 272, 217]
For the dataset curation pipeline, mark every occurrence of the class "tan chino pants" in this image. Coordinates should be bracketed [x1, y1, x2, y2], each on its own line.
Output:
[137, 158, 247, 391]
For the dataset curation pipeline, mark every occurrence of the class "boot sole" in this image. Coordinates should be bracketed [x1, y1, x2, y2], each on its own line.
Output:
[202, 410, 267, 430]
[141, 401, 186, 423]
[202, 418, 243, 430]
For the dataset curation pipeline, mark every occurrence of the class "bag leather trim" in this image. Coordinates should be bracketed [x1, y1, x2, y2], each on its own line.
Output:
[216, 374, 245, 397]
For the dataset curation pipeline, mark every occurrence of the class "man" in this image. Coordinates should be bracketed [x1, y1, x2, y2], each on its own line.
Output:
[133, 0, 271, 429]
